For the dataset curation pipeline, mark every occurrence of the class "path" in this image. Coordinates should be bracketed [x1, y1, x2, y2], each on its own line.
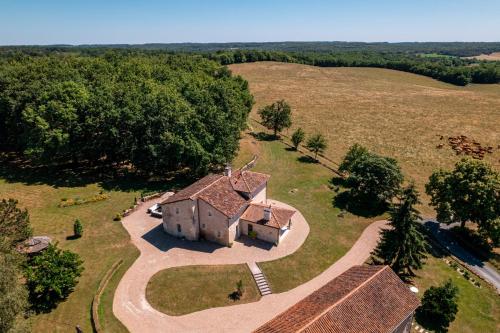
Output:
[113, 196, 387, 332]
[422, 219, 500, 293]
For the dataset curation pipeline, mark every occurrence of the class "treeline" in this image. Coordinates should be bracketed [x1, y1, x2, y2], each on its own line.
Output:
[207, 50, 500, 86]
[0, 52, 253, 174]
[3, 41, 500, 56]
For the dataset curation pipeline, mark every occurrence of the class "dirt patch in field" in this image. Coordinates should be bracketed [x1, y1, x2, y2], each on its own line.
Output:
[464, 52, 500, 61]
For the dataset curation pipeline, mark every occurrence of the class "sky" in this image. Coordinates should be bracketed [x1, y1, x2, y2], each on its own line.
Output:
[1, 0, 499, 45]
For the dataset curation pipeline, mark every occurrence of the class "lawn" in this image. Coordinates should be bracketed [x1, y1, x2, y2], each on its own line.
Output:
[413, 252, 500, 333]
[234, 124, 374, 292]
[0, 158, 165, 332]
[230, 62, 500, 214]
[146, 265, 260, 315]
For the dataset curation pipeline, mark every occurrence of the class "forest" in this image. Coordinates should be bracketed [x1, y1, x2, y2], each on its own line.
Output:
[0, 52, 253, 174]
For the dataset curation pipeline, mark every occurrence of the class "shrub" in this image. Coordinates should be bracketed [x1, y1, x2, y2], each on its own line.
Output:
[248, 230, 257, 239]
[73, 219, 83, 238]
[113, 214, 122, 222]
[25, 243, 84, 312]
[59, 193, 109, 207]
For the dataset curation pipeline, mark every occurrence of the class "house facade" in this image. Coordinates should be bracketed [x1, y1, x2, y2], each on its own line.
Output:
[254, 265, 420, 333]
[160, 167, 295, 246]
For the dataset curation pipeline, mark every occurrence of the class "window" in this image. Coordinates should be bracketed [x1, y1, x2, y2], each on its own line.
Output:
[217, 231, 221, 238]
[175, 207, 179, 214]
[177, 224, 181, 233]
[202, 224, 206, 229]
[208, 211, 212, 217]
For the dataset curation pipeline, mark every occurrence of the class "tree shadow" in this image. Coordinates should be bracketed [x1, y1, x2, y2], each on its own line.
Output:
[65, 235, 80, 240]
[285, 147, 296, 152]
[333, 190, 387, 218]
[228, 291, 241, 301]
[249, 132, 277, 142]
[297, 155, 318, 164]
[0, 152, 192, 193]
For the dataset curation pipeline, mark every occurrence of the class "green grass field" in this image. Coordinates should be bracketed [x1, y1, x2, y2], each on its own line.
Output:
[146, 265, 260, 315]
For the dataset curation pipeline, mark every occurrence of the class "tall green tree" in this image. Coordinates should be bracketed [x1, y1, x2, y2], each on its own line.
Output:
[258, 99, 292, 137]
[341, 145, 403, 206]
[425, 158, 500, 245]
[0, 199, 30, 333]
[25, 244, 84, 312]
[291, 127, 305, 150]
[0, 199, 32, 246]
[306, 134, 327, 160]
[372, 183, 427, 277]
[416, 280, 459, 333]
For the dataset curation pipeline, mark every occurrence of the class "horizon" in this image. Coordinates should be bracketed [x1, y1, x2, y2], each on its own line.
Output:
[2, 0, 500, 45]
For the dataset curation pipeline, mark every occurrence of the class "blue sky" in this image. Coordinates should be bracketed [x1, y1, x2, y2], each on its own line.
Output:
[1, 0, 499, 45]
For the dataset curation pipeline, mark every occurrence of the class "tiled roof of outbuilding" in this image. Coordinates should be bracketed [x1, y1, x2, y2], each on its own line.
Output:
[240, 203, 295, 229]
[254, 265, 420, 333]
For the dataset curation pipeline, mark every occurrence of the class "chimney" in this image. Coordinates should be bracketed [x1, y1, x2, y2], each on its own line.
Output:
[263, 206, 272, 221]
[224, 165, 232, 177]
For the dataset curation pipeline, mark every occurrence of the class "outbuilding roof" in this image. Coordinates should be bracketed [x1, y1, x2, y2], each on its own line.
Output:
[240, 203, 295, 229]
[254, 265, 420, 333]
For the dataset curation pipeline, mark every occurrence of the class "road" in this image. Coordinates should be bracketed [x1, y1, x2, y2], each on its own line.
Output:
[422, 219, 500, 293]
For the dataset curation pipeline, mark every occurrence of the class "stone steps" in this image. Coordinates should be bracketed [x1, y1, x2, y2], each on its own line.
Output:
[247, 262, 272, 296]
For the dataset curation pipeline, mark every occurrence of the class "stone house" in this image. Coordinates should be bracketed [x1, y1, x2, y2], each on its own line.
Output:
[160, 167, 295, 246]
[254, 265, 420, 333]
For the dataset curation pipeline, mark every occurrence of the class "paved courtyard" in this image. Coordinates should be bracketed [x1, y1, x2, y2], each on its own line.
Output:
[113, 196, 386, 332]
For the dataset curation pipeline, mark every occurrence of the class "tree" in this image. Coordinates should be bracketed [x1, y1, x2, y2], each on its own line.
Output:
[372, 183, 427, 277]
[425, 159, 500, 245]
[258, 100, 292, 137]
[416, 279, 459, 333]
[73, 219, 83, 238]
[306, 134, 327, 160]
[0, 199, 32, 246]
[236, 279, 243, 297]
[0, 239, 29, 333]
[25, 243, 84, 312]
[338, 143, 370, 173]
[291, 127, 305, 150]
[341, 146, 403, 206]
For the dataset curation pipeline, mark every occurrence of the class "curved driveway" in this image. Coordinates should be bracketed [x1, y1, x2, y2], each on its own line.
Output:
[113, 197, 387, 332]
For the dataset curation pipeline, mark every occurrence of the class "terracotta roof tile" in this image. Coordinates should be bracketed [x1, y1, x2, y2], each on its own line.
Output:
[241, 203, 295, 229]
[198, 177, 249, 217]
[161, 174, 223, 204]
[231, 170, 270, 194]
[254, 265, 420, 333]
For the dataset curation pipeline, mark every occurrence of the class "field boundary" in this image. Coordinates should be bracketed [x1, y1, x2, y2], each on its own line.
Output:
[91, 259, 124, 333]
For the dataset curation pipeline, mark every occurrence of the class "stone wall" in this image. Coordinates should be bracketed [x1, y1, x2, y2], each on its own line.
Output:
[251, 183, 267, 203]
[240, 219, 279, 245]
[162, 199, 198, 241]
[198, 199, 229, 246]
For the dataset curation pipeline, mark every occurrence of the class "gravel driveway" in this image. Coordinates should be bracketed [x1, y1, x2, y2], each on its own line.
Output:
[113, 196, 387, 332]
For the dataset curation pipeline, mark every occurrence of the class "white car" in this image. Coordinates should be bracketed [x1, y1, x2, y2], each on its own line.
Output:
[147, 203, 162, 218]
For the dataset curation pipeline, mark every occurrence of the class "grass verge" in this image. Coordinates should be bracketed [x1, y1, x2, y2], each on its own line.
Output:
[146, 265, 260, 316]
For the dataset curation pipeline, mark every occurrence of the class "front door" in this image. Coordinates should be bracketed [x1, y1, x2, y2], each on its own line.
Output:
[236, 225, 240, 238]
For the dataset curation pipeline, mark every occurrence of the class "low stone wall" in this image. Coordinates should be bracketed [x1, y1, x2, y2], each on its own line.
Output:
[122, 192, 165, 217]
[91, 259, 124, 333]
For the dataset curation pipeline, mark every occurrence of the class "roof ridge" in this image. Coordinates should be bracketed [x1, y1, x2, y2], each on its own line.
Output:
[269, 208, 283, 228]
[190, 175, 224, 199]
[298, 266, 388, 333]
[240, 171, 251, 192]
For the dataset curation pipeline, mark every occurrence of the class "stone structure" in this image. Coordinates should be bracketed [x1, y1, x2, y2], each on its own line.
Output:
[161, 167, 295, 246]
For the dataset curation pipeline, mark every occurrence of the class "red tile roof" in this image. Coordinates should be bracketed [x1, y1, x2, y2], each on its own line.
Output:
[161, 174, 223, 204]
[240, 203, 295, 229]
[161, 170, 271, 218]
[254, 265, 420, 333]
[230, 170, 270, 194]
[198, 177, 249, 218]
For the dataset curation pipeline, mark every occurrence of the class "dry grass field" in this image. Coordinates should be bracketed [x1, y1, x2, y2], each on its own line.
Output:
[465, 52, 500, 61]
[230, 62, 500, 212]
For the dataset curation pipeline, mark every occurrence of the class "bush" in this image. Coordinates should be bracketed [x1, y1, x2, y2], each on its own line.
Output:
[73, 219, 83, 238]
[25, 243, 84, 312]
[59, 193, 109, 207]
[113, 214, 122, 222]
[248, 230, 257, 239]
